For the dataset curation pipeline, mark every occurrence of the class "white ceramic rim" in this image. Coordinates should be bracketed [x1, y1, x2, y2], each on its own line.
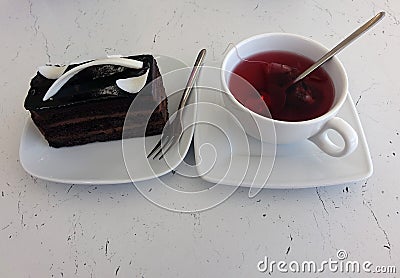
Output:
[221, 32, 349, 126]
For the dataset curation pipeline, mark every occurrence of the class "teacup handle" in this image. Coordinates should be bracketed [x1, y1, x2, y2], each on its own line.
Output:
[309, 117, 358, 157]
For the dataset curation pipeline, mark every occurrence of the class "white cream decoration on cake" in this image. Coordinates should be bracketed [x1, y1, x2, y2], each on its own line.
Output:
[38, 65, 68, 79]
[42, 57, 144, 101]
[38, 55, 134, 80]
[116, 69, 149, 94]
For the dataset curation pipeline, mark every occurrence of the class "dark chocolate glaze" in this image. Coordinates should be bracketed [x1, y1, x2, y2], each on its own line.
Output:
[24, 55, 154, 110]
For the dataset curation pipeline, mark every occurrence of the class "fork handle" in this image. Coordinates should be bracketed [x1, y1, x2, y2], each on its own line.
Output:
[178, 49, 207, 109]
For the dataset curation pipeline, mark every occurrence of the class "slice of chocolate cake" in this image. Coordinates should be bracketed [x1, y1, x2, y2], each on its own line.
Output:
[24, 55, 168, 148]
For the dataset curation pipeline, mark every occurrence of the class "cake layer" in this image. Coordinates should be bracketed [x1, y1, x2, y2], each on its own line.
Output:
[45, 123, 165, 148]
[29, 93, 166, 125]
[30, 96, 167, 125]
[34, 111, 167, 137]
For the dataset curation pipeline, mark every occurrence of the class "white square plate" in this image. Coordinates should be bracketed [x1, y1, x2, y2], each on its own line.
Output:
[19, 56, 196, 184]
[194, 67, 373, 189]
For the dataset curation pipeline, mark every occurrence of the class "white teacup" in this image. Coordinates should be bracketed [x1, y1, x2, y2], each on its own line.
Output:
[221, 33, 358, 157]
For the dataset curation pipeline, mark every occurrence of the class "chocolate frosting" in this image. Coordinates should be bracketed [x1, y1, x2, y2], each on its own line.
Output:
[24, 55, 154, 110]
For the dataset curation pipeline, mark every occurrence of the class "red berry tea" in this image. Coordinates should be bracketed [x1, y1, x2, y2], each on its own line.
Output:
[229, 51, 335, 121]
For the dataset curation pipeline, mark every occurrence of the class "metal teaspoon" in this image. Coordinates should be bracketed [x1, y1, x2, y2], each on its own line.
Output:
[292, 11, 385, 84]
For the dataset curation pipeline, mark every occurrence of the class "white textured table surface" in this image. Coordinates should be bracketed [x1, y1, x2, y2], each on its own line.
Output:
[1, 0, 399, 277]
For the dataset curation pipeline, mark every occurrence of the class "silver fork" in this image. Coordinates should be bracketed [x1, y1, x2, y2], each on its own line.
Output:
[147, 49, 207, 160]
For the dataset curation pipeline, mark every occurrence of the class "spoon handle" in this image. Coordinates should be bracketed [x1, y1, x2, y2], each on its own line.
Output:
[293, 11, 385, 84]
